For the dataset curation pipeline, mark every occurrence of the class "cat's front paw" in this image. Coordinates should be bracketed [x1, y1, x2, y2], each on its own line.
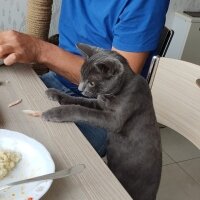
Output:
[45, 88, 73, 105]
[42, 107, 63, 122]
[45, 88, 62, 102]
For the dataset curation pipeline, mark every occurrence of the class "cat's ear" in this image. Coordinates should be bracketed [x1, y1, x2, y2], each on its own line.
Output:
[76, 43, 102, 58]
[96, 64, 110, 74]
[97, 62, 124, 77]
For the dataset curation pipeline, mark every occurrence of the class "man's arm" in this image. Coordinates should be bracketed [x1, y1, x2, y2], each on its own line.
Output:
[112, 47, 149, 74]
[38, 39, 84, 84]
[0, 31, 84, 84]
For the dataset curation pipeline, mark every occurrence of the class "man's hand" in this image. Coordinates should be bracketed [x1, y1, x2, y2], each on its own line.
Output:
[0, 30, 42, 65]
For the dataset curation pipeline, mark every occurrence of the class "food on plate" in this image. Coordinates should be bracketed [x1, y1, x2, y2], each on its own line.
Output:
[0, 150, 22, 180]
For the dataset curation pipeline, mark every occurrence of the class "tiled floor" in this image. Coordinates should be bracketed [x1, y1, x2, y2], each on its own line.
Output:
[157, 127, 200, 200]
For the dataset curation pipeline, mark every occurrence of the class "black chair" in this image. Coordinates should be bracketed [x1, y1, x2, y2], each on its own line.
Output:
[157, 26, 174, 57]
[146, 26, 174, 83]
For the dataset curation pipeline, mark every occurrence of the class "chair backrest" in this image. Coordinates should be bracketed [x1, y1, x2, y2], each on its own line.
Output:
[149, 57, 200, 149]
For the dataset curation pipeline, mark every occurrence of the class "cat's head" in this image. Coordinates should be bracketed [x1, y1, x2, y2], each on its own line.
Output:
[77, 43, 129, 97]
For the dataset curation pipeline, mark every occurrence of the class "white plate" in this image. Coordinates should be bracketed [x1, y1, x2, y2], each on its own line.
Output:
[0, 129, 55, 200]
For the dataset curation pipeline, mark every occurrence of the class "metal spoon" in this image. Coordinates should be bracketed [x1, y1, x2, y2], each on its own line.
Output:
[0, 164, 85, 191]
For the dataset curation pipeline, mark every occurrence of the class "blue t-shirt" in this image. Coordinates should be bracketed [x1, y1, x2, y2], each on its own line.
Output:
[57, 0, 170, 93]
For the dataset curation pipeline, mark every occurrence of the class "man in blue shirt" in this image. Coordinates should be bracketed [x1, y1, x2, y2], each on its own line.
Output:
[0, 0, 170, 156]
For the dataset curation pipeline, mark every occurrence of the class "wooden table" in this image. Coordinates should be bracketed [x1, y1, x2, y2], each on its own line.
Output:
[0, 64, 132, 200]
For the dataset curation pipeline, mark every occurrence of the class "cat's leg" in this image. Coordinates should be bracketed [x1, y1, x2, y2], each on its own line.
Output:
[45, 88, 100, 109]
[127, 180, 158, 200]
[42, 105, 119, 131]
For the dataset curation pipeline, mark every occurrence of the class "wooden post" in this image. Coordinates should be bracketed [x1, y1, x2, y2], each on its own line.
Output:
[26, 0, 53, 74]
[26, 0, 53, 40]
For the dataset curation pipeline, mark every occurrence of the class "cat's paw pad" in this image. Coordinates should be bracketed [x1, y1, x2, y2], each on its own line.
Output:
[45, 88, 61, 101]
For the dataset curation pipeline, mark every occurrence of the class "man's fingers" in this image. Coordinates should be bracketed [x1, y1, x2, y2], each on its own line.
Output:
[0, 45, 12, 58]
[3, 53, 18, 65]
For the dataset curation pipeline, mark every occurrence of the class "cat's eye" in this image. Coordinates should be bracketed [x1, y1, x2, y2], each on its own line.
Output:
[88, 81, 95, 87]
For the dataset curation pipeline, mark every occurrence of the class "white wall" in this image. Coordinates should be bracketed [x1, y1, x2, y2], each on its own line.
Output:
[0, 0, 61, 35]
[0, 0, 200, 35]
[0, 0, 27, 31]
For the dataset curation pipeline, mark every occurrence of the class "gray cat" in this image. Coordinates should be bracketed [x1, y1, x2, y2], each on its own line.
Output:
[42, 43, 162, 200]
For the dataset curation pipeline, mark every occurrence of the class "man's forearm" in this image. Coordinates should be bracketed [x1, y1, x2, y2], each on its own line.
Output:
[0, 31, 84, 84]
[38, 40, 84, 84]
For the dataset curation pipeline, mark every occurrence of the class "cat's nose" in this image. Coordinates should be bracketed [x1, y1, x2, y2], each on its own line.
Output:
[78, 82, 84, 91]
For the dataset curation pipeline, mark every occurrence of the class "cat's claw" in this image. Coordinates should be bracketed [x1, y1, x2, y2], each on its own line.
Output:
[45, 88, 71, 105]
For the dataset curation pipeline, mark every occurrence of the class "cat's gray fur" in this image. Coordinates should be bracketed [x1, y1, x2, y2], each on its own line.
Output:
[42, 43, 162, 200]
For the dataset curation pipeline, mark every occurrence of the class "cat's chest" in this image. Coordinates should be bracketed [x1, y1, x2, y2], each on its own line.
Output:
[97, 95, 119, 110]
